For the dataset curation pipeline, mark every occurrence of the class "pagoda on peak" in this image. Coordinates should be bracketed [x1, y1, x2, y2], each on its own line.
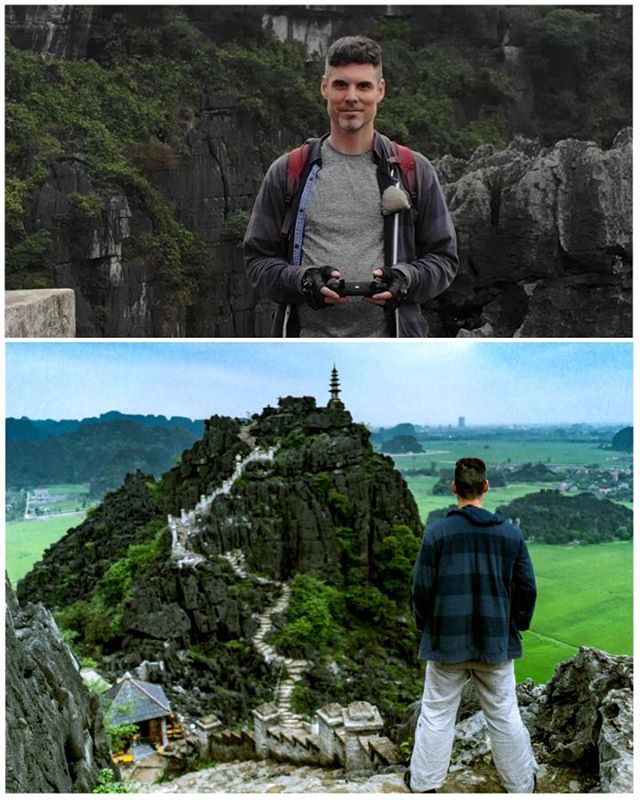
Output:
[328, 365, 345, 410]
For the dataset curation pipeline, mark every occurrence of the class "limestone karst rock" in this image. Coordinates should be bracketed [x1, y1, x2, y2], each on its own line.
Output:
[16, 394, 422, 726]
[17, 471, 164, 609]
[525, 646, 633, 792]
[6, 6, 630, 337]
[429, 130, 632, 337]
[5, 578, 113, 793]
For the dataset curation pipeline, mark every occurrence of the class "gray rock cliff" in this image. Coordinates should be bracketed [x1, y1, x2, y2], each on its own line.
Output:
[6, 5, 631, 337]
[430, 130, 632, 336]
[5, 578, 113, 793]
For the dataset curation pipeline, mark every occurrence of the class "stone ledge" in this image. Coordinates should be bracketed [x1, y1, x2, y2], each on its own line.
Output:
[6, 289, 76, 337]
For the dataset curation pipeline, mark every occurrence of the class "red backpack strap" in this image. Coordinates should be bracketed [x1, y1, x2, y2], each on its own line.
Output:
[390, 141, 417, 203]
[281, 141, 312, 237]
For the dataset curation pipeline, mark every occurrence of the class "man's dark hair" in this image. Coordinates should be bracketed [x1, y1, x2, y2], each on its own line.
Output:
[454, 458, 487, 499]
[325, 36, 383, 76]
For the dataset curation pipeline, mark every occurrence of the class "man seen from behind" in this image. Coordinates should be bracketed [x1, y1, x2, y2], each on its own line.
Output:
[407, 458, 538, 792]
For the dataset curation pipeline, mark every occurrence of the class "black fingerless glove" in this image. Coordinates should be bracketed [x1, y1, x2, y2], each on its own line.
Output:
[301, 266, 335, 310]
[380, 267, 408, 310]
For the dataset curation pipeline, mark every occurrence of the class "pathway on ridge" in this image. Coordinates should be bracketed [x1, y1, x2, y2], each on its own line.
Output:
[222, 550, 311, 727]
[168, 447, 275, 566]
[164, 444, 311, 727]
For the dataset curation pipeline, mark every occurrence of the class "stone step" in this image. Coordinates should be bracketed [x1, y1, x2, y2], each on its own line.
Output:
[283, 659, 308, 669]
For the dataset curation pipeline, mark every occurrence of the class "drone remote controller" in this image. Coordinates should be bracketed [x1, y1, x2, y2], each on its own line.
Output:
[326, 278, 388, 297]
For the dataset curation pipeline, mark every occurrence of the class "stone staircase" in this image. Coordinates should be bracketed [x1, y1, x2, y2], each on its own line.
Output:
[220, 549, 249, 579]
[220, 549, 270, 586]
[275, 658, 309, 726]
[168, 447, 275, 567]
[165, 443, 311, 730]
[252, 583, 311, 727]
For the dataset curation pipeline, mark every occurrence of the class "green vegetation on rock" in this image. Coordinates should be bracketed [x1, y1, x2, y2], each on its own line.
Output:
[497, 490, 632, 544]
[92, 768, 129, 794]
[5, 5, 630, 295]
[271, 574, 344, 656]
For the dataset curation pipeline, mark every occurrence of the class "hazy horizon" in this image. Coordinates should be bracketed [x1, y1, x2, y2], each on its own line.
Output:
[5, 341, 633, 428]
[5, 411, 631, 430]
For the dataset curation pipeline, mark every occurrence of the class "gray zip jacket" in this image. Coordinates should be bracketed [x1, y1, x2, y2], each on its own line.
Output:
[243, 132, 458, 337]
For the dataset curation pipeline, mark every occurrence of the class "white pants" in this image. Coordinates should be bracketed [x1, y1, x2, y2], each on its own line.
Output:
[409, 661, 537, 792]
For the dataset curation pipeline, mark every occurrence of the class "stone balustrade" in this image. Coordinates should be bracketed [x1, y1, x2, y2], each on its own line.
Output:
[168, 447, 276, 564]
[189, 700, 400, 771]
[5, 289, 76, 337]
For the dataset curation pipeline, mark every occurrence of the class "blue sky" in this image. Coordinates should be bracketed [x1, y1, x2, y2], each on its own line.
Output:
[5, 341, 633, 427]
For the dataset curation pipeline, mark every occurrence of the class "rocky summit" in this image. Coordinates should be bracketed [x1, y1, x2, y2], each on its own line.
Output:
[16, 383, 423, 729]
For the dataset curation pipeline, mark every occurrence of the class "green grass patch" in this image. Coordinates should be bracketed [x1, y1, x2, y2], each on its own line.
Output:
[45, 483, 91, 495]
[515, 541, 632, 683]
[407, 476, 559, 525]
[516, 633, 577, 684]
[391, 439, 631, 470]
[45, 499, 88, 513]
[5, 514, 85, 584]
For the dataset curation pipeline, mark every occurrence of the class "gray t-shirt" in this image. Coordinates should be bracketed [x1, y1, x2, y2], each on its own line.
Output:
[298, 141, 388, 337]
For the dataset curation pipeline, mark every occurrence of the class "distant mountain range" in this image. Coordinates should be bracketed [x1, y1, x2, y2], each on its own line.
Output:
[7, 411, 204, 442]
[6, 412, 205, 496]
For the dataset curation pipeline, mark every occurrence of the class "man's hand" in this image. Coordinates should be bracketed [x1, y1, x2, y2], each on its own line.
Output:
[365, 267, 408, 308]
[301, 266, 348, 309]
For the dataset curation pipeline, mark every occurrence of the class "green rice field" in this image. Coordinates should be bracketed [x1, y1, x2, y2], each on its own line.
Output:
[407, 475, 562, 524]
[390, 438, 631, 470]
[5, 514, 85, 585]
[45, 483, 91, 495]
[516, 541, 632, 683]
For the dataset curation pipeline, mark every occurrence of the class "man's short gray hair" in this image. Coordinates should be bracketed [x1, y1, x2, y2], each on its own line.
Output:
[325, 35, 383, 78]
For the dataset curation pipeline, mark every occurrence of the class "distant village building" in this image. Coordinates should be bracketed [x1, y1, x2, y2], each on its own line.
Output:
[103, 673, 172, 749]
[24, 489, 52, 518]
